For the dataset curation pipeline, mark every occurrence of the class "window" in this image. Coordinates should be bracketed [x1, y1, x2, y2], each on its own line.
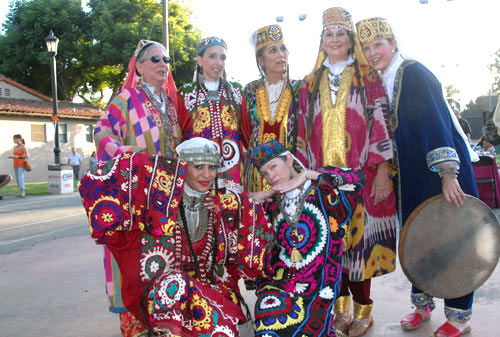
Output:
[0, 88, 2, 96]
[86, 124, 94, 143]
[31, 124, 46, 142]
[58, 123, 68, 143]
[4, 88, 10, 97]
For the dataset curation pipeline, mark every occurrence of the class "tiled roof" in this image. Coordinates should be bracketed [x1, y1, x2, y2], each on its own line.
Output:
[0, 76, 52, 101]
[0, 97, 103, 120]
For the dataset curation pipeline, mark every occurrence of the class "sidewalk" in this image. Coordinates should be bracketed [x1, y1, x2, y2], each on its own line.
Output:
[0, 193, 498, 337]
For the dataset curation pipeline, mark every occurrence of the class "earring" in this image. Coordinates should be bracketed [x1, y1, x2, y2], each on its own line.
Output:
[391, 49, 395, 53]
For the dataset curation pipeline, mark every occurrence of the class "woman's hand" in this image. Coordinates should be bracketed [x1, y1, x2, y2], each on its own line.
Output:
[371, 161, 391, 205]
[249, 189, 275, 203]
[442, 175, 465, 207]
[203, 194, 216, 210]
[273, 171, 307, 193]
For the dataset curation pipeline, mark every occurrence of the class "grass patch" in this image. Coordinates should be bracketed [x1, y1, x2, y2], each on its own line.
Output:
[1, 182, 49, 196]
[1, 180, 79, 196]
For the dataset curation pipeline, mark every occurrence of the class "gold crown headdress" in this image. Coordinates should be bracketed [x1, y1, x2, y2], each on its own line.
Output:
[356, 17, 395, 44]
[252, 24, 284, 53]
[322, 7, 354, 32]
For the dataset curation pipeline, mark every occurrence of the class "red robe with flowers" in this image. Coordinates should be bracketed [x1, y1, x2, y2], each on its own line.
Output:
[79, 152, 274, 336]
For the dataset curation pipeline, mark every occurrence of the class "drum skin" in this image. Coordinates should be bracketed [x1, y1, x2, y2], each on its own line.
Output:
[399, 194, 500, 299]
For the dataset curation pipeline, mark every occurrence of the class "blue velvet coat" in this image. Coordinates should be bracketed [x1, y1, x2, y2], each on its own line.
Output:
[391, 61, 478, 225]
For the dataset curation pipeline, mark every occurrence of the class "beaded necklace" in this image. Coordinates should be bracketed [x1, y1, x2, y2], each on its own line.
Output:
[178, 201, 216, 283]
[279, 180, 314, 263]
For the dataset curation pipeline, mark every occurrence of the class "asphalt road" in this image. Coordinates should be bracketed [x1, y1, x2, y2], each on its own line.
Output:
[0, 192, 498, 337]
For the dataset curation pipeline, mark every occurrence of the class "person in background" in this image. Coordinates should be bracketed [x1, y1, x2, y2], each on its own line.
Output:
[357, 17, 479, 337]
[0, 174, 13, 200]
[93, 39, 191, 337]
[68, 147, 83, 180]
[473, 135, 496, 155]
[454, 109, 472, 142]
[89, 151, 98, 172]
[241, 24, 302, 193]
[8, 134, 28, 198]
[296, 8, 397, 337]
[179, 36, 243, 193]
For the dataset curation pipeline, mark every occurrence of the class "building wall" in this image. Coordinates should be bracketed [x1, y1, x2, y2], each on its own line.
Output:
[0, 82, 44, 101]
[0, 115, 97, 183]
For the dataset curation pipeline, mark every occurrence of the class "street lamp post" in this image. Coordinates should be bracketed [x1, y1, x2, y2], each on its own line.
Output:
[45, 30, 60, 165]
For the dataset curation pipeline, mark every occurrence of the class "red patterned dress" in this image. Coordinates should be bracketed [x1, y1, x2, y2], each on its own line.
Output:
[179, 82, 244, 193]
[80, 152, 274, 336]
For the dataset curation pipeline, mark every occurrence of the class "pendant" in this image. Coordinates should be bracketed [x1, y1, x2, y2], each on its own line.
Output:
[291, 247, 303, 263]
[206, 90, 220, 101]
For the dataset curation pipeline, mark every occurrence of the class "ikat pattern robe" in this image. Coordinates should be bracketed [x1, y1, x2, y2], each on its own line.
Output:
[296, 63, 398, 281]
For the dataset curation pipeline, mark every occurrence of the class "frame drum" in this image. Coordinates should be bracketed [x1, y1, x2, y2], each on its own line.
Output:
[399, 194, 500, 298]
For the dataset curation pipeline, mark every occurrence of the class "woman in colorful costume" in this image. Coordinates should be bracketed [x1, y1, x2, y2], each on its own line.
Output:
[179, 36, 244, 193]
[356, 17, 479, 337]
[295, 8, 397, 337]
[80, 138, 274, 337]
[250, 140, 364, 337]
[241, 24, 302, 192]
[93, 40, 191, 336]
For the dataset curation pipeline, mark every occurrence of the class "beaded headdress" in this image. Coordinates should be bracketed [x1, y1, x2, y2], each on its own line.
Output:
[176, 138, 221, 166]
[197, 36, 227, 56]
[251, 140, 288, 169]
[251, 24, 284, 53]
[356, 17, 395, 44]
[322, 7, 354, 32]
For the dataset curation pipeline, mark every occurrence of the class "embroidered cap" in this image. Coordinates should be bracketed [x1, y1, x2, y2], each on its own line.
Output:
[251, 140, 288, 169]
[322, 7, 354, 32]
[251, 24, 284, 53]
[197, 36, 227, 56]
[356, 17, 395, 44]
[176, 138, 221, 166]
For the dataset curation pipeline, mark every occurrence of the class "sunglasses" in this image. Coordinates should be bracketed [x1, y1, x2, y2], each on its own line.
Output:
[150, 55, 170, 64]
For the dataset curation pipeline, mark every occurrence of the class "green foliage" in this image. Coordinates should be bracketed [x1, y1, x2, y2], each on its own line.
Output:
[488, 49, 500, 94]
[0, 0, 90, 101]
[0, 0, 200, 107]
[445, 85, 461, 111]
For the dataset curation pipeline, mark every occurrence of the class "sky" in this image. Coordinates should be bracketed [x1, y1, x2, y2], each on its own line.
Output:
[1, 0, 499, 107]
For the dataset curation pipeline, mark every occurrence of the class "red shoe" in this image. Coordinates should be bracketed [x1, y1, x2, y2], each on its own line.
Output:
[400, 312, 430, 330]
[433, 322, 471, 337]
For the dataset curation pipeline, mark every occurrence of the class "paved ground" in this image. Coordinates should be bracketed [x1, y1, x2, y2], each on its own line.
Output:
[0, 192, 498, 336]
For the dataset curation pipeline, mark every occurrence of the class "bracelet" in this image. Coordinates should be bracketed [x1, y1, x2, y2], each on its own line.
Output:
[438, 168, 458, 179]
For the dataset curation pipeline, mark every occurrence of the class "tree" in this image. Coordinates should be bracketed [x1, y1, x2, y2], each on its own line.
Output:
[488, 49, 500, 94]
[445, 85, 460, 111]
[0, 0, 90, 101]
[85, 0, 201, 104]
[0, 0, 201, 106]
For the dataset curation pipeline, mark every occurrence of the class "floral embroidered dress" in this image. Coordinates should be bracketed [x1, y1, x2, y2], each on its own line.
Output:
[80, 152, 275, 337]
[296, 62, 397, 282]
[241, 78, 304, 192]
[93, 85, 191, 322]
[254, 167, 364, 336]
[179, 81, 244, 193]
